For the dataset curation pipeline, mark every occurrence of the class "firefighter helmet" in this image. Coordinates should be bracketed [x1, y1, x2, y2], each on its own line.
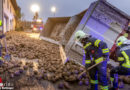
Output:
[116, 36, 128, 46]
[75, 30, 90, 41]
[75, 30, 86, 41]
[0, 20, 2, 26]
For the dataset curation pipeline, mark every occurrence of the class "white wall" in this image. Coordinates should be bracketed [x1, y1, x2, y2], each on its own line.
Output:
[3, 0, 16, 32]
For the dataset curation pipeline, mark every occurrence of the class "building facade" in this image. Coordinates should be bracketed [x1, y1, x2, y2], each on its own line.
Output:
[3, 0, 16, 32]
[0, 0, 20, 33]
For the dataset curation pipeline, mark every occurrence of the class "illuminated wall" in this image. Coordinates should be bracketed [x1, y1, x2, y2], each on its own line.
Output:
[3, 0, 16, 32]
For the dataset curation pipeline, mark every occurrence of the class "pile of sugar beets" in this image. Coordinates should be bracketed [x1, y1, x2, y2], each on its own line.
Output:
[0, 58, 90, 89]
[0, 31, 130, 89]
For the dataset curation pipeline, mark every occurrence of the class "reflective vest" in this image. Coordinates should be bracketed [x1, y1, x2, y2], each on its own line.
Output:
[83, 37, 109, 64]
[117, 45, 130, 68]
[0, 20, 2, 26]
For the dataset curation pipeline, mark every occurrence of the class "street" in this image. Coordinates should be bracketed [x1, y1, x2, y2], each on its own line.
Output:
[0, 0, 130, 90]
[1, 31, 89, 89]
[0, 31, 129, 90]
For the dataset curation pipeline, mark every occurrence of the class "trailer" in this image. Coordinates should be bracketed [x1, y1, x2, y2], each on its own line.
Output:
[40, 0, 130, 64]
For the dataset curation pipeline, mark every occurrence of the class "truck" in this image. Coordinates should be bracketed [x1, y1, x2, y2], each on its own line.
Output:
[31, 18, 44, 33]
[40, 0, 130, 64]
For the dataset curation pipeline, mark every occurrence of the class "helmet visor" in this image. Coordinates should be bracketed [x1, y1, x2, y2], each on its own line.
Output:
[75, 36, 81, 41]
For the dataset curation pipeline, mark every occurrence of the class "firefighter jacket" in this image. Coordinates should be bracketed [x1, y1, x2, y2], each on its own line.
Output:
[116, 44, 130, 68]
[83, 37, 109, 65]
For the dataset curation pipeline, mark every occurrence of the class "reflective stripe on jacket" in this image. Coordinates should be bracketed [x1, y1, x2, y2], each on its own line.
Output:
[83, 37, 109, 64]
[116, 45, 130, 68]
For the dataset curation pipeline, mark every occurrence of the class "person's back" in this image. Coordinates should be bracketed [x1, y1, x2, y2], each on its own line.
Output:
[117, 44, 130, 67]
[75, 30, 109, 90]
[85, 37, 108, 58]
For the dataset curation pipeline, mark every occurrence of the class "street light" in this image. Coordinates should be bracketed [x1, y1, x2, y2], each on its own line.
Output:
[51, 6, 56, 16]
[31, 4, 40, 13]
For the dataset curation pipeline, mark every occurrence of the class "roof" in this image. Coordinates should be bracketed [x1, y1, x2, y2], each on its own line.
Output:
[10, 0, 21, 18]
[48, 17, 71, 23]
[11, 0, 18, 10]
[76, 9, 88, 17]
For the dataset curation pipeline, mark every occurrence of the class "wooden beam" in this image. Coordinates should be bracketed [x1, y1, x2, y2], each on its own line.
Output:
[59, 45, 67, 64]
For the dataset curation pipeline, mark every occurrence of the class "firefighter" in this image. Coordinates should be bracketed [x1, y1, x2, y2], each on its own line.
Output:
[75, 30, 109, 90]
[0, 20, 5, 65]
[110, 36, 130, 90]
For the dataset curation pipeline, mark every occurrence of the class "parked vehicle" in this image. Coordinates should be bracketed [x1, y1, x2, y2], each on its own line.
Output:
[31, 18, 44, 33]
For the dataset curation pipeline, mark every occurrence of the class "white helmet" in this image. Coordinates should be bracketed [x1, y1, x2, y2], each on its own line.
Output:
[75, 30, 90, 41]
[75, 30, 86, 41]
[116, 36, 128, 46]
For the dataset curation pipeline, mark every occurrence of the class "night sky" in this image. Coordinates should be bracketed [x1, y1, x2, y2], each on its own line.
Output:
[17, 0, 130, 22]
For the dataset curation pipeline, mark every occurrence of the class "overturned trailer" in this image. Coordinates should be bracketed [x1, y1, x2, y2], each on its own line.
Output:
[41, 0, 130, 64]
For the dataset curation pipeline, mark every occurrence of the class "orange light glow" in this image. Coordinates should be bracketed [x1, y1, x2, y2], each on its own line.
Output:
[26, 33, 40, 39]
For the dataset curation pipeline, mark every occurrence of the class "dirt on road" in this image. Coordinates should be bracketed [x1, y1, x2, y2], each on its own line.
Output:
[0, 31, 89, 90]
[0, 31, 129, 90]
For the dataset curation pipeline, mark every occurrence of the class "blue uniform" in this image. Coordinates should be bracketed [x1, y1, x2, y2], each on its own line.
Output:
[83, 37, 109, 90]
[110, 44, 130, 89]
